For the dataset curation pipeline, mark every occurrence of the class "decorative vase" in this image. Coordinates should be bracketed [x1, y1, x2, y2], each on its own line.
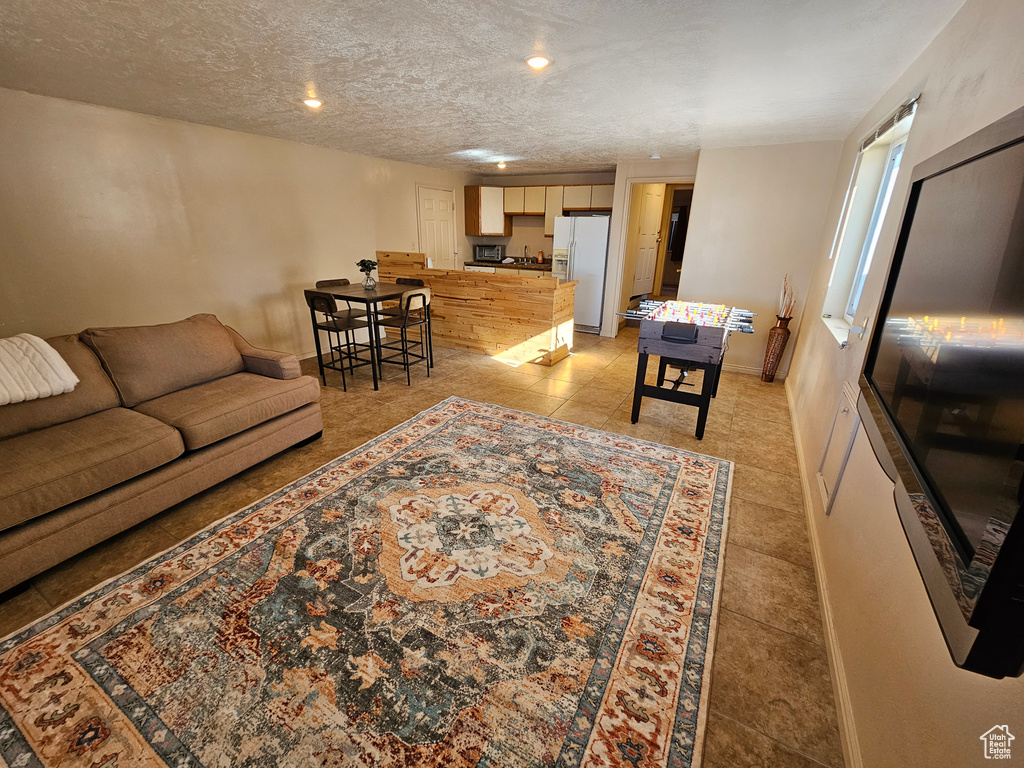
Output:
[362, 273, 376, 290]
[761, 316, 792, 383]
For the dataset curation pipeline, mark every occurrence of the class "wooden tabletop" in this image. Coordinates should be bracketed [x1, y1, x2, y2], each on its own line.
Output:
[319, 282, 409, 303]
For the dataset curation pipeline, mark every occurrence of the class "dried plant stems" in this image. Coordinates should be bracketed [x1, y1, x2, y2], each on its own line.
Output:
[778, 274, 796, 318]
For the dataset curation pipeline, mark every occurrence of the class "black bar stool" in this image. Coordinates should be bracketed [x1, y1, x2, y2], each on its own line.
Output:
[377, 288, 433, 384]
[304, 289, 370, 391]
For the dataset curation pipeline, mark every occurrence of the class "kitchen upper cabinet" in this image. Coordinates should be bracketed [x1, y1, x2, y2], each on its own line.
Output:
[590, 184, 614, 209]
[562, 185, 592, 210]
[524, 186, 546, 215]
[465, 186, 512, 236]
[503, 187, 525, 215]
[544, 186, 563, 236]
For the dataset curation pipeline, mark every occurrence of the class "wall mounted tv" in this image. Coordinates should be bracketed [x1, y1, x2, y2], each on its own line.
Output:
[859, 105, 1024, 679]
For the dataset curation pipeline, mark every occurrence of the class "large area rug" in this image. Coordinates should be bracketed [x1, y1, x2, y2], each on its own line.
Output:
[0, 397, 732, 768]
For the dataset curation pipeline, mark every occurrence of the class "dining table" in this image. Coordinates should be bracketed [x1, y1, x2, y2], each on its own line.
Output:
[321, 281, 409, 390]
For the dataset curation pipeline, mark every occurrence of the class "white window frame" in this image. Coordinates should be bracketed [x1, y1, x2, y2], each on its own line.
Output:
[844, 137, 907, 324]
[819, 97, 917, 347]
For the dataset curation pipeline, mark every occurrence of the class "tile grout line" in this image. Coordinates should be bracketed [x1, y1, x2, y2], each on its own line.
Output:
[706, 708, 840, 768]
[724, 538, 817, 574]
[718, 605, 827, 649]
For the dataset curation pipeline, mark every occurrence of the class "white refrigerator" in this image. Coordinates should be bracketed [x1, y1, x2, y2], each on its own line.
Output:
[551, 215, 610, 334]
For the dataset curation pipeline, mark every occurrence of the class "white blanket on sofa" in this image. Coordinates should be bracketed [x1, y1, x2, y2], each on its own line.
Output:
[0, 334, 79, 406]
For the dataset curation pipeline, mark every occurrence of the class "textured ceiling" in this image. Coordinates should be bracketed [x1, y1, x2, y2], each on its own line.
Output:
[0, 0, 964, 174]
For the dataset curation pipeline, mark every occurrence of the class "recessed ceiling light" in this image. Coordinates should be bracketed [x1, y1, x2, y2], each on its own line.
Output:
[526, 55, 551, 71]
[303, 97, 323, 110]
[497, 161, 507, 169]
[649, 153, 661, 160]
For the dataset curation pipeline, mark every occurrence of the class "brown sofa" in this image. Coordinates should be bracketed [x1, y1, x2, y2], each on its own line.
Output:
[0, 314, 323, 593]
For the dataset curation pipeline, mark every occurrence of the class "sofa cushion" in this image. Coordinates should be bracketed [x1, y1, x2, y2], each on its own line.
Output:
[0, 408, 184, 531]
[81, 314, 244, 407]
[0, 335, 120, 440]
[133, 372, 320, 450]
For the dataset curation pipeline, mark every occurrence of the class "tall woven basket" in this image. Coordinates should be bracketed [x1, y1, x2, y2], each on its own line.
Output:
[761, 316, 792, 382]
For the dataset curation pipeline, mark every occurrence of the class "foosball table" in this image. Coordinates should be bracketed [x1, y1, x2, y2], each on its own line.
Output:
[626, 301, 755, 439]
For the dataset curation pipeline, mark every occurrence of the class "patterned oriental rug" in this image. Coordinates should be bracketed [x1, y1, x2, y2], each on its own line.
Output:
[0, 398, 732, 768]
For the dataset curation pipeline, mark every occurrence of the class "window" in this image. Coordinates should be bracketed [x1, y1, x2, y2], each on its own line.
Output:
[845, 137, 906, 323]
[822, 97, 917, 345]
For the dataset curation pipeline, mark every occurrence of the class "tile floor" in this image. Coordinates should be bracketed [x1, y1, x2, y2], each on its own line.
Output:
[0, 328, 845, 768]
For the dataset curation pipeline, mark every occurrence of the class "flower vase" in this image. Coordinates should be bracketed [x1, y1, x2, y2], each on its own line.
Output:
[761, 316, 792, 383]
[362, 273, 376, 290]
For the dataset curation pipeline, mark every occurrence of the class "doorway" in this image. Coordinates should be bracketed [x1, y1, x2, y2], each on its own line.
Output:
[416, 185, 457, 269]
[628, 184, 665, 297]
[620, 182, 694, 313]
[653, 186, 693, 297]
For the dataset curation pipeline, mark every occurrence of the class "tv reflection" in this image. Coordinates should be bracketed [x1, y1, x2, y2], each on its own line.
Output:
[873, 314, 1024, 563]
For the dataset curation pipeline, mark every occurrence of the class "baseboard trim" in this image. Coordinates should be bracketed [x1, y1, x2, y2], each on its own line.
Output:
[722, 362, 788, 379]
[786, 380, 863, 768]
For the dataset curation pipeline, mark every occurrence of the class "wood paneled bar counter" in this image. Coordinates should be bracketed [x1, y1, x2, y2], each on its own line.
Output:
[377, 251, 577, 365]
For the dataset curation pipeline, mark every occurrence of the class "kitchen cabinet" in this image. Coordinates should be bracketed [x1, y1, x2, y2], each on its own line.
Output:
[465, 186, 512, 236]
[563, 185, 592, 210]
[465, 264, 552, 276]
[503, 267, 551, 276]
[503, 187, 525, 215]
[544, 186, 563, 236]
[524, 186, 546, 215]
[590, 184, 614, 209]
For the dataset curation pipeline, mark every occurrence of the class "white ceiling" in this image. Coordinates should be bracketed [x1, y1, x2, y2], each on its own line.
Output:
[0, 0, 964, 174]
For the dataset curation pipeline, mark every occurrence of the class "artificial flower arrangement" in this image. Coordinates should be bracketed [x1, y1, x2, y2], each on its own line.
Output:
[356, 259, 378, 289]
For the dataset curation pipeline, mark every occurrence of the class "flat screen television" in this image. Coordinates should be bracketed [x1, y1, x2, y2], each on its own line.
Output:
[859, 104, 1024, 679]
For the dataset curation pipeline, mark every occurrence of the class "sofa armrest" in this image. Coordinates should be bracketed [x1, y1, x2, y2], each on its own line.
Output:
[225, 326, 301, 380]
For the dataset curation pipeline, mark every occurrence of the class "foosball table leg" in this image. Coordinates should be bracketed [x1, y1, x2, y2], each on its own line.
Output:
[695, 398, 710, 439]
[631, 353, 648, 424]
[657, 357, 668, 386]
[695, 362, 716, 439]
[711, 357, 724, 398]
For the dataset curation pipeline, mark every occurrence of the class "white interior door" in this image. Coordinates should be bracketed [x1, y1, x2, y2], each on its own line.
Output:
[417, 186, 456, 269]
[631, 184, 665, 296]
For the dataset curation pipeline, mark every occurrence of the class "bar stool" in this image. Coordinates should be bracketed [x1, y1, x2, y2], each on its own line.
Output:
[378, 289, 432, 385]
[378, 277, 424, 316]
[303, 289, 369, 391]
[315, 279, 367, 320]
[379, 278, 433, 369]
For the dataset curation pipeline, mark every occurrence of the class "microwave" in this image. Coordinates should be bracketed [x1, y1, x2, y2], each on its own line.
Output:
[474, 244, 505, 262]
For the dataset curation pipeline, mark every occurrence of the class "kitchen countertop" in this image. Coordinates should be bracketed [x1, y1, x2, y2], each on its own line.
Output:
[466, 260, 552, 271]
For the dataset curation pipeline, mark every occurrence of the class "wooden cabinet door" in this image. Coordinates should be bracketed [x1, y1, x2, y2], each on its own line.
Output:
[544, 186, 563, 236]
[563, 185, 592, 210]
[590, 184, 614, 209]
[504, 186, 525, 215]
[524, 186, 546, 215]
[466, 186, 511, 235]
[480, 187, 507, 235]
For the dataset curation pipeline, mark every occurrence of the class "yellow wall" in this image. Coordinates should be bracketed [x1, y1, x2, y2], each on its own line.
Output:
[787, 0, 1024, 764]
[0, 88, 472, 356]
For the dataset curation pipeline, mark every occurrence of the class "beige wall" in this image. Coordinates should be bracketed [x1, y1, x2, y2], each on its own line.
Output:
[678, 141, 843, 376]
[786, 0, 1024, 765]
[0, 88, 472, 356]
